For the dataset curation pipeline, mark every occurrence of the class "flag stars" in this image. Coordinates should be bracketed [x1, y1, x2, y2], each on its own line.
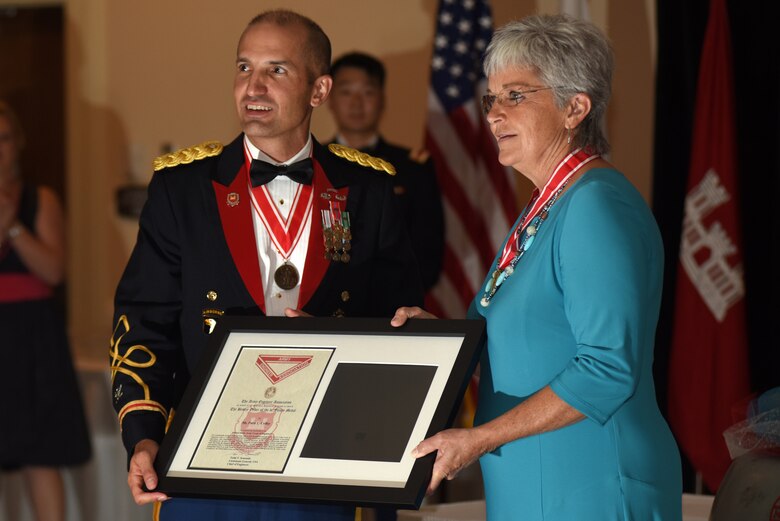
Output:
[458, 20, 472, 33]
[431, 1, 490, 110]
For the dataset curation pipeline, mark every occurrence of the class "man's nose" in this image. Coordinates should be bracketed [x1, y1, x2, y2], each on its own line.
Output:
[246, 71, 268, 97]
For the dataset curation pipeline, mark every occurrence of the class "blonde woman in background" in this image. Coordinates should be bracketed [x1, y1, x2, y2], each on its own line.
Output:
[0, 100, 90, 521]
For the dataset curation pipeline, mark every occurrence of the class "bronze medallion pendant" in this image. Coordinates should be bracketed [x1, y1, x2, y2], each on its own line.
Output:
[274, 262, 300, 290]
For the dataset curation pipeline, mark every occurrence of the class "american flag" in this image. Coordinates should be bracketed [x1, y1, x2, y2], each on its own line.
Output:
[424, 0, 518, 318]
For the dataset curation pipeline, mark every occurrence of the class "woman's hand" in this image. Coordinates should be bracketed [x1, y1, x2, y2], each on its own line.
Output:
[390, 306, 437, 327]
[2, 187, 66, 285]
[411, 427, 491, 495]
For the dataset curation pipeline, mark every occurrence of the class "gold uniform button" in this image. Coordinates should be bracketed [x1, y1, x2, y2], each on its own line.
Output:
[341, 291, 350, 302]
[206, 290, 218, 302]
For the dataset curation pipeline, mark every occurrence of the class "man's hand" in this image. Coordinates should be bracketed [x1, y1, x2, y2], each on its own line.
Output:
[128, 439, 169, 505]
[284, 308, 312, 317]
[390, 306, 437, 327]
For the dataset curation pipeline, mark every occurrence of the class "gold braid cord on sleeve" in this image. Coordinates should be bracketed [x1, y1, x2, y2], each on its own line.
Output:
[327, 143, 396, 175]
[153, 140, 224, 171]
[110, 315, 168, 431]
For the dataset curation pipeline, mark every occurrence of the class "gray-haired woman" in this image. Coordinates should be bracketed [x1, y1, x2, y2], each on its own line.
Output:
[392, 14, 682, 520]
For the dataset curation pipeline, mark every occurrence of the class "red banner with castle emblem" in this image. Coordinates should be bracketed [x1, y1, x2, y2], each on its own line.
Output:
[667, 0, 750, 492]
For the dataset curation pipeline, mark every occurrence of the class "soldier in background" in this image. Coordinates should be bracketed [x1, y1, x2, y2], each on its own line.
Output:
[329, 52, 445, 292]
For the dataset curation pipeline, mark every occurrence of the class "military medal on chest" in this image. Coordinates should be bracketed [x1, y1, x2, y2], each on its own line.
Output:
[320, 192, 351, 263]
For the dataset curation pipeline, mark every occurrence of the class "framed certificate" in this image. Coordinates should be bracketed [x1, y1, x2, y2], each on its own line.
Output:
[154, 316, 485, 509]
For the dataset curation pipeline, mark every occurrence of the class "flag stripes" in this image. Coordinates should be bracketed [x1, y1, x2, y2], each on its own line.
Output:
[424, 0, 517, 318]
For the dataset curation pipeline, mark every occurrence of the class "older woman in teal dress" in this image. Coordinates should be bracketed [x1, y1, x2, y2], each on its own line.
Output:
[392, 14, 682, 521]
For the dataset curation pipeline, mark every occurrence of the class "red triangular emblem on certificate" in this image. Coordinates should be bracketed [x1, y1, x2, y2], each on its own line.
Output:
[255, 355, 313, 384]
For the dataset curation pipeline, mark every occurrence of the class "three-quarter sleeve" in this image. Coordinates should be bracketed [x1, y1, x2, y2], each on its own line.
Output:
[549, 178, 663, 425]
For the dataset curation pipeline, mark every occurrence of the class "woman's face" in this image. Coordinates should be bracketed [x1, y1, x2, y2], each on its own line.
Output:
[0, 115, 20, 178]
[485, 67, 568, 183]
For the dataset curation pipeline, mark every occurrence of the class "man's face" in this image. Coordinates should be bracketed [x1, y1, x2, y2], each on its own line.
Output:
[328, 66, 384, 135]
[233, 22, 330, 155]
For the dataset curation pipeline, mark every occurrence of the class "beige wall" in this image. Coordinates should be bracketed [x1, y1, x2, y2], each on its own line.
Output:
[53, 0, 655, 360]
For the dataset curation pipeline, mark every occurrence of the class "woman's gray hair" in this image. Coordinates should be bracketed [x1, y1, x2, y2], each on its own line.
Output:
[483, 14, 613, 155]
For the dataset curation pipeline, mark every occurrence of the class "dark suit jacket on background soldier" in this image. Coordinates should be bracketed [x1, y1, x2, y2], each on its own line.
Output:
[331, 136, 444, 292]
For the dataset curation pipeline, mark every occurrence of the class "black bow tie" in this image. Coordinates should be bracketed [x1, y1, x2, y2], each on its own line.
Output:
[250, 158, 313, 187]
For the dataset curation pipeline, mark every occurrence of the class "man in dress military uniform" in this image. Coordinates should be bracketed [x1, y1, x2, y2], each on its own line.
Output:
[328, 52, 444, 292]
[109, 10, 422, 521]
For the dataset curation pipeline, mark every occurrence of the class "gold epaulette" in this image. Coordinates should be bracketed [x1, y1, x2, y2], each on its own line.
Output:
[153, 141, 224, 171]
[328, 143, 396, 176]
[409, 148, 431, 164]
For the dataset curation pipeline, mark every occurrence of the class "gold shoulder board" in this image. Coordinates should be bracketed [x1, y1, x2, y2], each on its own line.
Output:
[327, 143, 396, 176]
[153, 141, 224, 172]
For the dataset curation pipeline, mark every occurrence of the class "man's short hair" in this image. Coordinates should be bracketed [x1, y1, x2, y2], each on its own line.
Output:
[246, 10, 331, 80]
[330, 52, 386, 88]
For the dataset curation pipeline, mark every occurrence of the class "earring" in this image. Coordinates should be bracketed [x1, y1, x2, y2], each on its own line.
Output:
[566, 127, 572, 145]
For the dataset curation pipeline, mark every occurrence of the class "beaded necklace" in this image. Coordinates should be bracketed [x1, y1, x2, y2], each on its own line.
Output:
[480, 149, 599, 307]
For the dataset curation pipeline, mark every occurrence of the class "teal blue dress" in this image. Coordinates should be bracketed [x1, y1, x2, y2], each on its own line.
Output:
[472, 169, 682, 520]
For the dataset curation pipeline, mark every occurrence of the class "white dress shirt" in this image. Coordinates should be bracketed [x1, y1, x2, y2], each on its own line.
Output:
[244, 136, 314, 316]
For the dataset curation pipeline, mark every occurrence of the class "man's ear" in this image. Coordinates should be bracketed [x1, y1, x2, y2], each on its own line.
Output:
[311, 75, 333, 108]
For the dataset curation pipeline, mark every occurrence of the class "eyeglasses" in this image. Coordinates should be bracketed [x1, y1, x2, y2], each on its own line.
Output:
[481, 86, 560, 115]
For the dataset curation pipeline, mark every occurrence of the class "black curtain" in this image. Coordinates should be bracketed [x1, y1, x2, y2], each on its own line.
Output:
[652, 0, 780, 492]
